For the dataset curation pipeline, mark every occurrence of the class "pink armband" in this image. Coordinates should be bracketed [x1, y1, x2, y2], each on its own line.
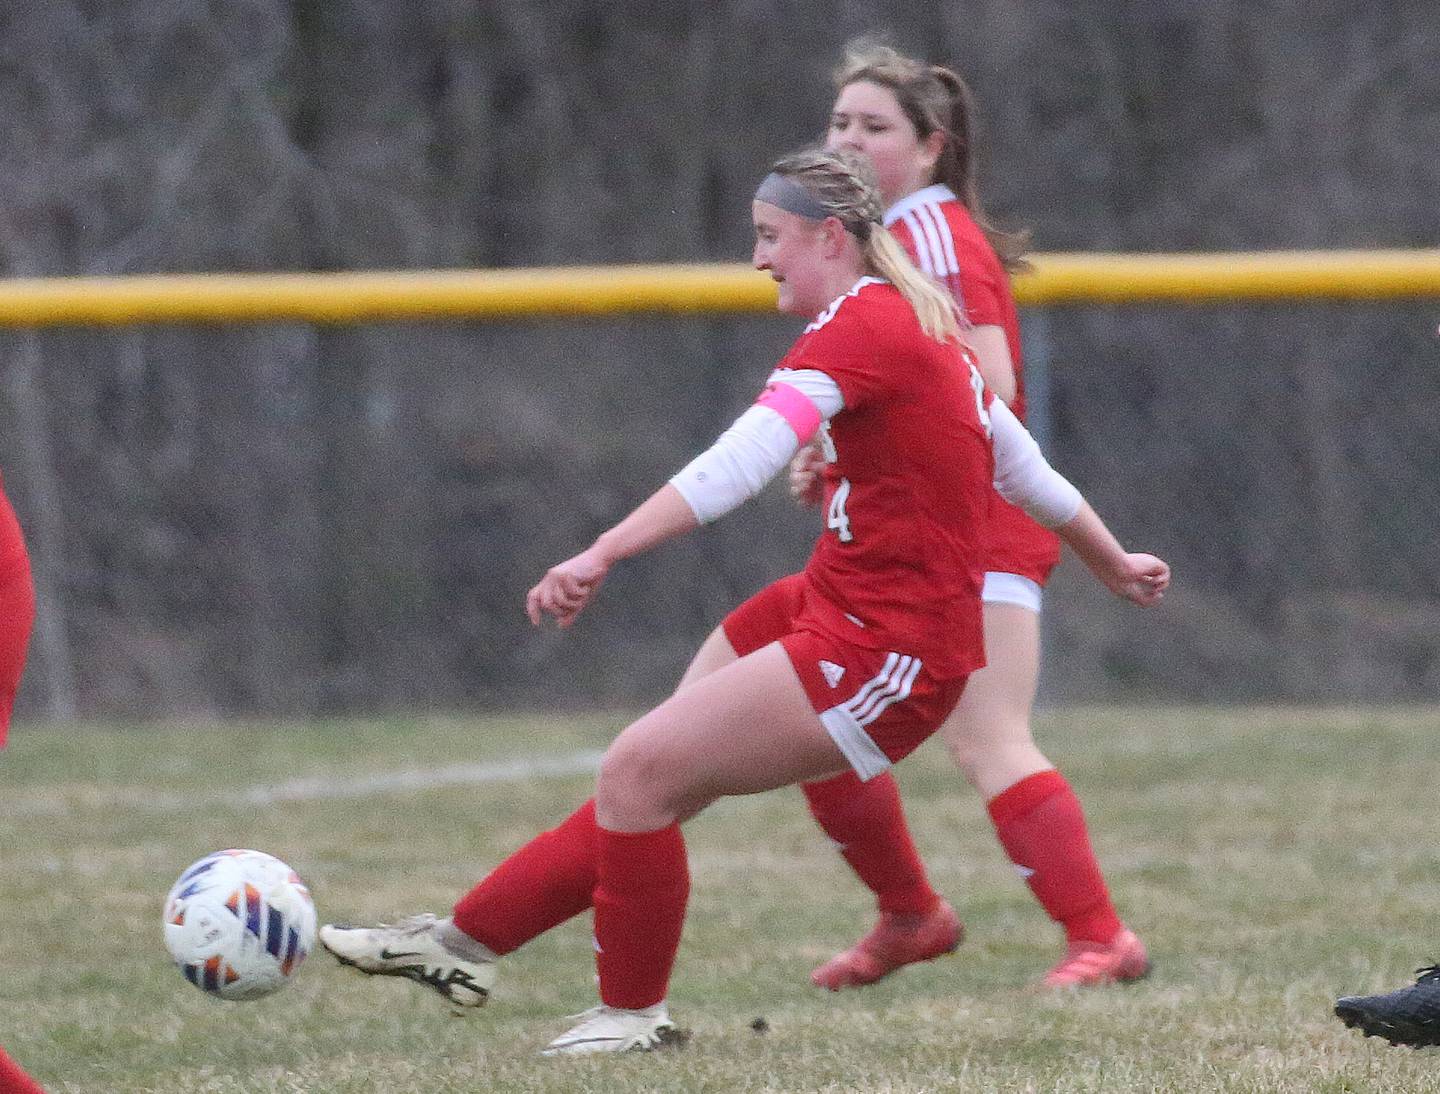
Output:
[755, 382, 822, 444]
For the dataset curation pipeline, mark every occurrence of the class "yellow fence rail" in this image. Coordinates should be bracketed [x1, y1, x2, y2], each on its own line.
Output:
[0, 249, 1438, 327]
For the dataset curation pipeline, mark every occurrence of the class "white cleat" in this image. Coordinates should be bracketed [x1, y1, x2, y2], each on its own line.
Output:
[318, 913, 495, 1007]
[541, 1003, 689, 1056]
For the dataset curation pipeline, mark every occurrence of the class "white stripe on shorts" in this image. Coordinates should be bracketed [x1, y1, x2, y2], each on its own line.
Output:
[845, 652, 906, 722]
[848, 655, 921, 725]
[818, 652, 924, 782]
[981, 571, 1043, 613]
[820, 705, 892, 781]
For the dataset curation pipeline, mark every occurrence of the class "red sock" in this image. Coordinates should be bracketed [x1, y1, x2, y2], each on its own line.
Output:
[451, 799, 598, 955]
[802, 771, 940, 917]
[0, 1048, 46, 1093]
[594, 823, 688, 1009]
[987, 770, 1123, 945]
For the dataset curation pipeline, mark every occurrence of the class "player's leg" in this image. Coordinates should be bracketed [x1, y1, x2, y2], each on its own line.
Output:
[784, 629, 970, 989]
[802, 580, 1061, 991]
[553, 632, 968, 1053]
[0, 567, 35, 745]
[450, 574, 802, 956]
[545, 639, 851, 1054]
[0, 500, 43, 1089]
[673, 625, 738, 692]
[0, 489, 35, 747]
[801, 769, 946, 915]
[675, 572, 805, 693]
[803, 764, 963, 990]
[940, 601, 1048, 796]
[1335, 963, 1440, 1047]
[800, 584, 999, 991]
[597, 640, 850, 831]
[588, 641, 848, 981]
[946, 596, 1147, 987]
[322, 578, 807, 1016]
[796, 585, 953, 986]
[686, 574, 961, 992]
[0, 1048, 46, 1093]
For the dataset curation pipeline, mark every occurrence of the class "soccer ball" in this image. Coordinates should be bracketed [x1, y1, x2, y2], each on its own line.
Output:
[163, 849, 317, 1001]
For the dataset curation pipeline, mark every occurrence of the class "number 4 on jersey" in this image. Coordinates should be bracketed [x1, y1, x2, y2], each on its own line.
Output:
[827, 477, 853, 543]
[816, 422, 854, 543]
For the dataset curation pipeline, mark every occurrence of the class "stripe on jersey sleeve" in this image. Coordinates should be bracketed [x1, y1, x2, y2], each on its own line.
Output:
[921, 203, 961, 276]
[900, 211, 936, 275]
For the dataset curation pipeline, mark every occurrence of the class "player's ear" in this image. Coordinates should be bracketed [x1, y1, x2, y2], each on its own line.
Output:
[920, 129, 945, 177]
[821, 216, 848, 258]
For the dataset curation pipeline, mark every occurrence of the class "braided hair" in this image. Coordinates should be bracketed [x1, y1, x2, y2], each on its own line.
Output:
[768, 147, 963, 344]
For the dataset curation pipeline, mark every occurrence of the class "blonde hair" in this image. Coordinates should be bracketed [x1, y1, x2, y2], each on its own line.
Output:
[769, 147, 962, 345]
[834, 37, 1030, 273]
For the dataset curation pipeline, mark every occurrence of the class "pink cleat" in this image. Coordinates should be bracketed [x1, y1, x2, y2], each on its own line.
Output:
[811, 900, 963, 991]
[1041, 928, 1150, 988]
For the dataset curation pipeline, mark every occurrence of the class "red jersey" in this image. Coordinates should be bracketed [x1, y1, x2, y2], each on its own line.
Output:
[885, 185, 1061, 585]
[775, 278, 993, 679]
[0, 477, 34, 745]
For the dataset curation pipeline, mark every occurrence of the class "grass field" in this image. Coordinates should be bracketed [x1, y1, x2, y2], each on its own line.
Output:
[2, 705, 1439, 1092]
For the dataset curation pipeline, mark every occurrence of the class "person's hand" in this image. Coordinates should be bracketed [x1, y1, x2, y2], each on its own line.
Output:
[788, 444, 826, 508]
[1104, 554, 1170, 606]
[526, 546, 611, 628]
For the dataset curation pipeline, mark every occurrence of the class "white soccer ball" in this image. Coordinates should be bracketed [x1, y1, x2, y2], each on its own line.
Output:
[163, 849, 317, 1001]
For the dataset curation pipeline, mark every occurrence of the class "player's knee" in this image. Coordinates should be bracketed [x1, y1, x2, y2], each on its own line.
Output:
[596, 737, 653, 805]
[596, 736, 684, 829]
[944, 736, 988, 786]
[943, 723, 1040, 786]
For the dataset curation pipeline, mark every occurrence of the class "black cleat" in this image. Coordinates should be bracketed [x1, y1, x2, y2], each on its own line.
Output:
[1335, 964, 1440, 1048]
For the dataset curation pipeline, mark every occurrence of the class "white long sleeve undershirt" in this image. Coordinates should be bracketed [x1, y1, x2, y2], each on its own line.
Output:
[669, 369, 1082, 528]
[987, 398, 1084, 527]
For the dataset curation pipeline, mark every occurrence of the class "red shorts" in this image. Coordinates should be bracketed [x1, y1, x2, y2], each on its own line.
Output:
[722, 574, 967, 779]
[0, 486, 35, 746]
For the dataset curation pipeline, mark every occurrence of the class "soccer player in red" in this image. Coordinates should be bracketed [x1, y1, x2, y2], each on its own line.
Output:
[0, 477, 45, 1093]
[783, 41, 1153, 991]
[318, 148, 1168, 1055]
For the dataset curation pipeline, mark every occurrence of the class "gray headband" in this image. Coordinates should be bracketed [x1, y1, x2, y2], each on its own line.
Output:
[754, 173, 831, 221]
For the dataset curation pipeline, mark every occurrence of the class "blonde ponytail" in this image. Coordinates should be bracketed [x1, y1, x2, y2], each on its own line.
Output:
[765, 147, 963, 346]
[864, 228, 963, 344]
